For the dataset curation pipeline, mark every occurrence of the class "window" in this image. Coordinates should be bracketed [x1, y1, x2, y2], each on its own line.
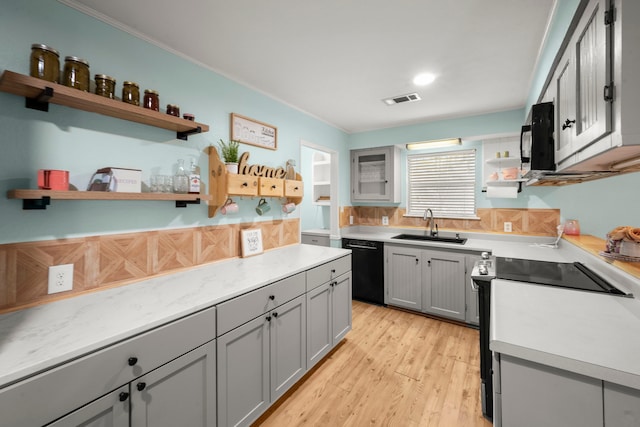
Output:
[406, 149, 476, 219]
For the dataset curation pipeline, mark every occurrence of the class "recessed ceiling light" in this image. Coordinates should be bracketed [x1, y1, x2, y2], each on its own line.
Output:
[413, 73, 436, 86]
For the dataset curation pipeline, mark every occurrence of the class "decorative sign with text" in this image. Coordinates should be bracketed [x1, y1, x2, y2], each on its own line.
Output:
[231, 113, 277, 150]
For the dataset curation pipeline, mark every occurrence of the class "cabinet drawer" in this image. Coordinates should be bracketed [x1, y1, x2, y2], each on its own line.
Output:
[301, 234, 330, 247]
[228, 174, 258, 196]
[306, 255, 351, 291]
[284, 179, 304, 197]
[0, 306, 216, 427]
[259, 177, 284, 197]
[217, 272, 305, 336]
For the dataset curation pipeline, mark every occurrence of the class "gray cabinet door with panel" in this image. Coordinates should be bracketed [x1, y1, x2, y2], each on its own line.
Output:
[422, 249, 466, 321]
[385, 245, 422, 310]
[331, 271, 352, 344]
[271, 295, 307, 402]
[604, 381, 640, 427]
[217, 316, 270, 427]
[130, 340, 216, 427]
[46, 385, 129, 427]
[306, 281, 333, 368]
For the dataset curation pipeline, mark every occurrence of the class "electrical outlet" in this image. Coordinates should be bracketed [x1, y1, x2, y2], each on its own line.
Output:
[349, 215, 354, 225]
[504, 222, 513, 233]
[382, 216, 389, 226]
[48, 264, 74, 294]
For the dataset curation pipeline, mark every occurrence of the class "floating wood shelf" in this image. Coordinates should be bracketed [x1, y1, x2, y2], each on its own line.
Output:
[7, 189, 210, 210]
[0, 70, 210, 140]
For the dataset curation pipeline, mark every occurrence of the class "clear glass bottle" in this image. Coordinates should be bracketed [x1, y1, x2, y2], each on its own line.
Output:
[173, 159, 189, 194]
[286, 159, 296, 180]
[188, 158, 201, 194]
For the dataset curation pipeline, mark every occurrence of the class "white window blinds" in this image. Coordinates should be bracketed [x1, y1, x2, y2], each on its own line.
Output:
[406, 149, 476, 219]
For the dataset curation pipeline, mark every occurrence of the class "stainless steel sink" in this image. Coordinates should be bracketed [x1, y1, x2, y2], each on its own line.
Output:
[391, 233, 467, 244]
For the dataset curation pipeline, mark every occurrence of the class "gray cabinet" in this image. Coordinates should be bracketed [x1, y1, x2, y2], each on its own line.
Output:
[49, 341, 217, 427]
[301, 232, 330, 247]
[496, 354, 603, 427]
[604, 381, 640, 426]
[0, 306, 217, 427]
[217, 291, 306, 427]
[555, 0, 611, 166]
[385, 245, 422, 310]
[306, 269, 352, 369]
[350, 146, 401, 202]
[422, 249, 466, 321]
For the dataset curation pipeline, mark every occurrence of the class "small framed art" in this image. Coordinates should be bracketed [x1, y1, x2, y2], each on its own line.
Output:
[241, 228, 264, 257]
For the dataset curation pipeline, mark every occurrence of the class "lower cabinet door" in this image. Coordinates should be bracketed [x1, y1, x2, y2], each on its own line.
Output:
[332, 272, 352, 343]
[604, 382, 640, 427]
[422, 250, 466, 321]
[385, 245, 422, 310]
[306, 281, 332, 369]
[217, 316, 270, 427]
[46, 385, 129, 427]
[130, 340, 216, 427]
[271, 295, 307, 401]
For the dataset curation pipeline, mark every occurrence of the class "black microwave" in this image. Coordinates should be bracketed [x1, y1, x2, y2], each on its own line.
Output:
[520, 102, 555, 171]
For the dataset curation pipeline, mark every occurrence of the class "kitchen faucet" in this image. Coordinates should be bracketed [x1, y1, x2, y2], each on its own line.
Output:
[423, 209, 438, 237]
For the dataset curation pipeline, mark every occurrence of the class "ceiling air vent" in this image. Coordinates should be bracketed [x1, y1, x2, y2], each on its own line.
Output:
[383, 93, 421, 106]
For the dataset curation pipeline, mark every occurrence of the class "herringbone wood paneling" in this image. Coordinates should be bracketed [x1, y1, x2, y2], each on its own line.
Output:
[0, 219, 300, 313]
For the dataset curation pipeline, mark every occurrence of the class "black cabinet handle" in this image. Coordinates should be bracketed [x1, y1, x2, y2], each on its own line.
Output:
[331, 269, 336, 273]
[128, 357, 138, 366]
[242, 182, 248, 187]
[266, 315, 271, 322]
[273, 312, 278, 318]
[136, 382, 146, 391]
[271, 185, 276, 189]
[119, 392, 129, 402]
[269, 295, 275, 300]
[562, 118, 575, 130]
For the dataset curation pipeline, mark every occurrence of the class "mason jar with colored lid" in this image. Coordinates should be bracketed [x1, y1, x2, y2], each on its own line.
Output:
[94, 74, 116, 99]
[166, 104, 180, 117]
[122, 81, 140, 106]
[62, 56, 90, 91]
[143, 89, 160, 111]
[30, 44, 60, 83]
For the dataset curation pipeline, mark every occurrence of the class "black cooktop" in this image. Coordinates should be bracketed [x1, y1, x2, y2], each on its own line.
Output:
[495, 257, 627, 295]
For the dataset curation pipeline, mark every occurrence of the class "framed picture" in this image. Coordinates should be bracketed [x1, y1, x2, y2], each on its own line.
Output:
[240, 228, 264, 257]
[231, 113, 277, 150]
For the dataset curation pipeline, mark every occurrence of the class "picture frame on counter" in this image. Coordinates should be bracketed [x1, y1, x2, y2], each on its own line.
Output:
[231, 113, 277, 150]
[241, 228, 264, 257]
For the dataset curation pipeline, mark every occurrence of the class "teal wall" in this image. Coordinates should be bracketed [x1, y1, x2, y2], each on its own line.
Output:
[0, 1, 348, 244]
[1, 0, 638, 241]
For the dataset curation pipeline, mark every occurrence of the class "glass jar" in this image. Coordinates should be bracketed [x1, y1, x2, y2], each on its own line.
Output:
[122, 81, 140, 106]
[173, 159, 189, 194]
[94, 74, 116, 99]
[143, 89, 160, 111]
[166, 104, 180, 117]
[30, 44, 60, 83]
[62, 56, 90, 91]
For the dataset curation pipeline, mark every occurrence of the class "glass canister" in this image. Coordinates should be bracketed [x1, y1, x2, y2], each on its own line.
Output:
[30, 44, 60, 83]
[173, 159, 189, 194]
[62, 56, 90, 91]
[143, 89, 160, 111]
[94, 74, 116, 99]
[122, 81, 140, 106]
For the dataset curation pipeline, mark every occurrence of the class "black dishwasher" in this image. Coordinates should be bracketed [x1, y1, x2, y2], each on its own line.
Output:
[342, 239, 384, 305]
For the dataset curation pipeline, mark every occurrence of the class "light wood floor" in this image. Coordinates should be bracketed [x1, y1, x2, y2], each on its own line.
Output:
[255, 301, 493, 427]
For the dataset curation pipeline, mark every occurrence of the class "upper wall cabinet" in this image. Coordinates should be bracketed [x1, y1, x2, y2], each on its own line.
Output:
[350, 146, 401, 203]
[544, 0, 640, 173]
[554, 0, 611, 165]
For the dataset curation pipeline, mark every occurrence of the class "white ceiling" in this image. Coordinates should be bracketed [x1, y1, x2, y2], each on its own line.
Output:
[61, 0, 556, 134]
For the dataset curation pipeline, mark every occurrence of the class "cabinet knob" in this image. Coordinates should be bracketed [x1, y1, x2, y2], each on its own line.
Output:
[416, 258, 419, 265]
[272, 312, 278, 318]
[427, 260, 431, 266]
[331, 269, 336, 273]
[242, 182, 248, 187]
[136, 382, 146, 391]
[271, 185, 276, 189]
[266, 315, 272, 322]
[119, 392, 130, 402]
[128, 357, 138, 366]
[269, 295, 275, 300]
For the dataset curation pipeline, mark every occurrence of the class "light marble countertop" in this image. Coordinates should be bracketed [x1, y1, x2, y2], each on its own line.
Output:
[491, 279, 640, 389]
[0, 244, 350, 389]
